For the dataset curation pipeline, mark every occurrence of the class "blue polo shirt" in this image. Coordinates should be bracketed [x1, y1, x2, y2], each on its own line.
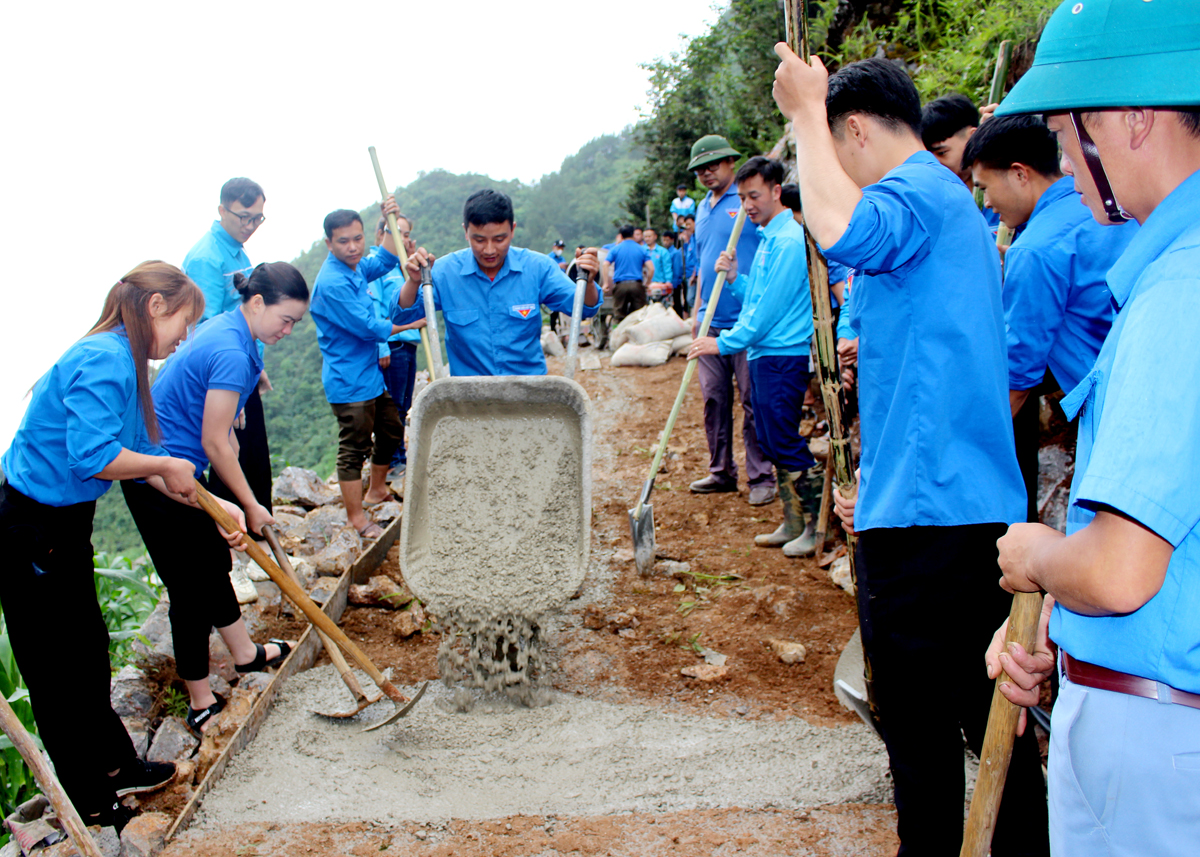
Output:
[825, 150, 1024, 530]
[836, 273, 857, 341]
[609, 241, 650, 282]
[1004, 177, 1136, 394]
[668, 246, 684, 287]
[152, 309, 263, 474]
[695, 182, 760, 329]
[310, 247, 399, 404]
[183, 221, 253, 323]
[365, 247, 421, 357]
[1055, 169, 1200, 692]
[3, 330, 166, 507]
[393, 246, 599, 377]
[646, 244, 672, 284]
[717, 210, 812, 360]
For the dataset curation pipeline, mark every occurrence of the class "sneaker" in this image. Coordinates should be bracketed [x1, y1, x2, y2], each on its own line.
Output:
[110, 759, 176, 797]
[748, 483, 777, 506]
[229, 564, 259, 605]
[689, 474, 738, 494]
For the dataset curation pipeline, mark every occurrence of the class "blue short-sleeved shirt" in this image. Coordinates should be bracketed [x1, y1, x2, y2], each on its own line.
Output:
[646, 244, 672, 284]
[548, 250, 565, 269]
[836, 273, 858, 341]
[717, 210, 812, 360]
[310, 247, 399, 404]
[825, 151, 1025, 530]
[2, 330, 167, 506]
[392, 246, 599, 377]
[183, 222, 253, 323]
[670, 196, 696, 219]
[1004, 177, 1136, 394]
[365, 247, 421, 355]
[1055, 169, 1200, 693]
[151, 309, 264, 474]
[609, 241, 651, 282]
[685, 239, 697, 279]
[694, 183, 761, 329]
[668, 246, 684, 287]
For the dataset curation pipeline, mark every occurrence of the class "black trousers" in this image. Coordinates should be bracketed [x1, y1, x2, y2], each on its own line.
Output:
[856, 524, 1049, 857]
[207, 385, 273, 513]
[0, 482, 137, 815]
[121, 480, 241, 681]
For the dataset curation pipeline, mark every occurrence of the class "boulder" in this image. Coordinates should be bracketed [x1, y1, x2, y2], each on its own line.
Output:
[273, 511, 306, 536]
[131, 600, 173, 660]
[313, 526, 362, 576]
[208, 632, 238, 683]
[767, 638, 807, 665]
[42, 825, 120, 857]
[121, 717, 151, 759]
[349, 575, 412, 609]
[145, 717, 198, 764]
[118, 812, 171, 857]
[308, 579, 337, 605]
[110, 666, 155, 719]
[370, 501, 403, 524]
[271, 467, 339, 509]
[295, 505, 349, 544]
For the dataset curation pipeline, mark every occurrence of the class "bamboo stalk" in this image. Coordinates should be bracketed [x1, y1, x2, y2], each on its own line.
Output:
[976, 41, 1014, 248]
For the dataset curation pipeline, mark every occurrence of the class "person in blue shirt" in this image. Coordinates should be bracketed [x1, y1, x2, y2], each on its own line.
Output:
[670, 183, 696, 228]
[122, 262, 309, 738]
[679, 214, 698, 312]
[688, 135, 773, 506]
[963, 114, 1137, 522]
[547, 239, 567, 271]
[182, 178, 277, 530]
[310, 199, 409, 540]
[688, 157, 819, 556]
[604, 224, 653, 323]
[980, 3, 1200, 852]
[774, 53, 1048, 855]
[0, 262, 244, 830]
[643, 227, 673, 304]
[397, 189, 601, 376]
[662, 230, 687, 317]
[921, 94, 1003, 230]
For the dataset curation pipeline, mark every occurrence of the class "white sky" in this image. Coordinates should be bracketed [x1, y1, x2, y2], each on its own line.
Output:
[0, 0, 722, 451]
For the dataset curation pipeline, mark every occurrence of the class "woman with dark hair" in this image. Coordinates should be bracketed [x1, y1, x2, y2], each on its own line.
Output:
[122, 261, 309, 737]
[0, 261, 248, 829]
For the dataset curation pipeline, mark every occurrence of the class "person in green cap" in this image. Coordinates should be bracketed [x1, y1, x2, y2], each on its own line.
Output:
[976, 1, 1200, 853]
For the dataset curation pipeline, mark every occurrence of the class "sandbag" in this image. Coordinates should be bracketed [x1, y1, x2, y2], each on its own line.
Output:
[627, 308, 691, 346]
[541, 329, 565, 357]
[670, 333, 693, 356]
[609, 340, 672, 368]
[609, 302, 666, 351]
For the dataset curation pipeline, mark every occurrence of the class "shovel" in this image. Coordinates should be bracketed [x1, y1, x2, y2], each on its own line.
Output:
[628, 207, 748, 576]
[562, 266, 591, 380]
[262, 525, 384, 719]
[194, 483, 427, 731]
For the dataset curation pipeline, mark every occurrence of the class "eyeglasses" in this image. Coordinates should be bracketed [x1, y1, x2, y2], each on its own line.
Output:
[693, 163, 721, 176]
[227, 209, 266, 228]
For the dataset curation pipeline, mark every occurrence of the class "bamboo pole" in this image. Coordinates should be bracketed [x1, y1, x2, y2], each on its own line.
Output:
[976, 41, 1014, 248]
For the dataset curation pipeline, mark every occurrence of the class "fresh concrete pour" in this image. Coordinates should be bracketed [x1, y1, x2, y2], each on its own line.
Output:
[190, 666, 890, 827]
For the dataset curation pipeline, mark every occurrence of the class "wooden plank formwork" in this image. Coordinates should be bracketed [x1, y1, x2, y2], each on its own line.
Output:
[165, 513, 403, 841]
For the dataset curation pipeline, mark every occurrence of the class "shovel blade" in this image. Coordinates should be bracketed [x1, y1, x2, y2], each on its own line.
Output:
[628, 504, 656, 578]
[310, 691, 385, 720]
[360, 680, 429, 733]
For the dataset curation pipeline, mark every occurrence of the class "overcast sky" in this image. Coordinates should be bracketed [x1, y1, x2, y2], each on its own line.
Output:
[0, 0, 723, 450]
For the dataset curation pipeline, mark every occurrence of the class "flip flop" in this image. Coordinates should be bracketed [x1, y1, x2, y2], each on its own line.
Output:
[357, 522, 385, 540]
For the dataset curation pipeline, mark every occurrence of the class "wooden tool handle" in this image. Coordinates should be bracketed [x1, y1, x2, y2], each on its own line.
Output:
[960, 590, 1044, 857]
[0, 696, 104, 857]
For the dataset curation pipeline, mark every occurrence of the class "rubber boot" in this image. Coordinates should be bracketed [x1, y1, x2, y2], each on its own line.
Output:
[754, 469, 806, 547]
[782, 465, 825, 558]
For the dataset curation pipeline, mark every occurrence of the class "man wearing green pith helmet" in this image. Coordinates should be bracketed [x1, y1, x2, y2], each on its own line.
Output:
[978, 1, 1200, 854]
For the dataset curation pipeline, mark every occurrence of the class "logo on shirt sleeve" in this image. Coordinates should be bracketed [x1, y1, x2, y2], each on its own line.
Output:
[511, 304, 537, 319]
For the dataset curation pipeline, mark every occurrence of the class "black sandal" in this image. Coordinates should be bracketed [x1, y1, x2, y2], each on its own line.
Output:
[235, 638, 292, 674]
[186, 694, 226, 738]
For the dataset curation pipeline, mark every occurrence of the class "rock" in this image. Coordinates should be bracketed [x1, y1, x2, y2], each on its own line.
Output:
[393, 602, 427, 638]
[313, 526, 362, 576]
[681, 664, 728, 681]
[118, 811, 171, 857]
[582, 604, 639, 632]
[658, 560, 692, 578]
[131, 600, 173, 659]
[690, 511, 710, 527]
[209, 674, 232, 700]
[1037, 443, 1074, 534]
[238, 671, 273, 695]
[252, 580, 282, 608]
[294, 504, 349, 546]
[110, 666, 155, 719]
[272, 511, 306, 537]
[349, 575, 412, 609]
[699, 647, 727, 667]
[370, 501, 403, 523]
[272, 467, 339, 509]
[174, 759, 196, 786]
[612, 548, 635, 563]
[580, 353, 602, 371]
[146, 717, 198, 764]
[541, 329, 565, 357]
[767, 638, 807, 664]
[42, 825, 120, 857]
[829, 556, 854, 595]
[808, 435, 830, 460]
[0, 841, 21, 857]
[121, 717, 150, 758]
[291, 557, 317, 587]
[308, 579, 337, 605]
[208, 632, 238, 683]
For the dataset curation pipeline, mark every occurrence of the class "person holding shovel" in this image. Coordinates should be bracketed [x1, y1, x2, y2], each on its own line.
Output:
[0, 262, 244, 830]
[772, 51, 1048, 855]
[979, 1, 1200, 852]
[123, 262, 310, 737]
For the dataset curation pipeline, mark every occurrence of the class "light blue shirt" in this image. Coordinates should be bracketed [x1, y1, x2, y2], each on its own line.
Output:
[670, 196, 696, 219]
[310, 247, 400, 404]
[152, 309, 264, 474]
[3, 330, 167, 506]
[836, 273, 857, 341]
[609, 241, 650, 282]
[1055, 168, 1200, 693]
[695, 183, 760, 329]
[668, 246, 684, 287]
[365, 247, 421, 356]
[646, 244, 672, 284]
[1004, 177, 1136, 394]
[183, 221, 253, 323]
[393, 246, 599, 377]
[717, 210, 812, 360]
[825, 150, 1024, 530]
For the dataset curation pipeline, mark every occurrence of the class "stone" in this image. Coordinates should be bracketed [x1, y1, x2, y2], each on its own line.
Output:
[209, 674, 232, 700]
[118, 811, 171, 857]
[313, 526, 362, 576]
[273, 511, 306, 536]
[580, 353, 602, 371]
[42, 825, 120, 857]
[612, 548, 635, 563]
[295, 504, 349, 545]
[829, 556, 854, 595]
[208, 632, 238, 683]
[393, 602, 427, 638]
[681, 664, 728, 681]
[238, 671, 274, 695]
[767, 638, 807, 665]
[0, 841, 21, 857]
[271, 467, 339, 509]
[308, 579, 337, 605]
[291, 557, 317, 588]
[110, 666, 155, 719]
[252, 580, 282, 608]
[131, 599, 173, 659]
[121, 717, 150, 758]
[699, 647, 727, 667]
[807, 435, 830, 460]
[658, 560, 692, 577]
[349, 575, 412, 609]
[146, 717, 198, 764]
[370, 501, 403, 524]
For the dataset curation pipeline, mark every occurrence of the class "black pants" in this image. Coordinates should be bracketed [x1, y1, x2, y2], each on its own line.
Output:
[671, 281, 688, 317]
[121, 480, 241, 681]
[0, 482, 136, 816]
[208, 386, 273, 513]
[856, 524, 1049, 857]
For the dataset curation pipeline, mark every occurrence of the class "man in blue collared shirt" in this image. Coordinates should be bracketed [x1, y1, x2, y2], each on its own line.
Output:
[980, 2, 1200, 852]
[643, 228, 672, 303]
[774, 53, 1047, 855]
[922, 94, 1003, 230]
[606, 224, 653, 323]
[688, 135, 773, 505]
[398, 189, 600, 376]
[963, 114, 1137, 521]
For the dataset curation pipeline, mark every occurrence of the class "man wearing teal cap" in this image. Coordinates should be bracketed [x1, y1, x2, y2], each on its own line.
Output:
[979, 1, 1200, 853]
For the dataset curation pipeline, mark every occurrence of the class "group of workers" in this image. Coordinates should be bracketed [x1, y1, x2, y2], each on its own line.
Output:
[0, 0, 1195, 852]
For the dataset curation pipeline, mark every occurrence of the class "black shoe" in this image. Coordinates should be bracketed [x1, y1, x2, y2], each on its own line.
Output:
[84, 801, 138, 832]
[235, 639, 293, 674]
[186, 694, 227, 738]
[689, 474, 738, 494]
[110, 759, 176, 797]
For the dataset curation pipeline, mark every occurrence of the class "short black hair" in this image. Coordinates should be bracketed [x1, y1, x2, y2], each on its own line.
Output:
[735, 156, 785, 187]
[961, 114, 1061, 177]
[323, 209, 362, 239]
[826, 58, 922, 138]
[780, 183, 802, 212]
[220, 177, 265, 208]
[662, 230, 676, 240]
[921, 94, 980, 148]
[676, 183, 688, 191]
[619, 224, 636, 239]
[463, 189, 514, 227]
[682, 214, 695, 224]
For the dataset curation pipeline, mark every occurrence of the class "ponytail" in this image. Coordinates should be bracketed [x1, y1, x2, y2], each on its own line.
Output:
[234, 262, 309, 306]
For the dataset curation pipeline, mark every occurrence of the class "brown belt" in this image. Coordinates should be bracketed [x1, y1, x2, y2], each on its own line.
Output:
[1063, 652, 1200, 711]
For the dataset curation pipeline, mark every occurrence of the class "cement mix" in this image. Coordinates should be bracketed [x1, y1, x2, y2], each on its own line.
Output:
[191, 666, 890, 829]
